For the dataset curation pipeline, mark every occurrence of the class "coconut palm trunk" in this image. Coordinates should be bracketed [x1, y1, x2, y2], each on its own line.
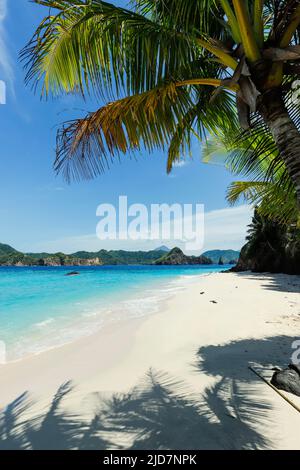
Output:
[258, 89, 300, 205]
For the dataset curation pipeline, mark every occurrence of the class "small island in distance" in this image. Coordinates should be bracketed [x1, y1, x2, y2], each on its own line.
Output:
[0, 243, 240, 267]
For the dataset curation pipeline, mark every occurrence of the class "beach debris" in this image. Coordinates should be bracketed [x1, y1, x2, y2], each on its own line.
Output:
[210, 300, 218, 304]
[65, 271, 80, 276]
[271, 364, 300, 397]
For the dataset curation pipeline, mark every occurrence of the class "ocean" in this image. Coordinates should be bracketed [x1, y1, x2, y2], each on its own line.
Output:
[0, 265, 228, 361]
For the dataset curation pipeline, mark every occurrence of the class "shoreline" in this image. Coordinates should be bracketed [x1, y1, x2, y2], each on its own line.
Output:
[1, 271, 300, 449]
[2, 270, 204, 364]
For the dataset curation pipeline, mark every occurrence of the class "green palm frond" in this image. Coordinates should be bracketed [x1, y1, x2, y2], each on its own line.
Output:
[202, 120, 283, 181]
[55, 82, 192, 181]
[22, 0, 216, 99]
[203, 122, 298, 225]
[167, 87, 237, 173]
[135, 0, 220, 35]
[226, 181, 268, 205]
[257, 182, 298, 226]
[24, 0, 300, 193]
[227, 179, 298, 225]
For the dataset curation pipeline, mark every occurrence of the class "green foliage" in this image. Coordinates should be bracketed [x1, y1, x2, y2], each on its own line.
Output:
[236, 209, 300, 274]
[72, 248, 170, 264]
[201, 249, 240, 264]
[0, 243, 19, 256]
[155, 247, 213, 265]
[21, 0, 241, 180]
[202, 125, 299, 226]
[0, 244, 173, 266]
[22, 0, 300, 220]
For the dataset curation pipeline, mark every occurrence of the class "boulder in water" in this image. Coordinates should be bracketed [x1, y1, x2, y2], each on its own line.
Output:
[65, 271, 80, 276]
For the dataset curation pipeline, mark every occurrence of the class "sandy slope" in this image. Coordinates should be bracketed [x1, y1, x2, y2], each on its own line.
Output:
[0, 272, 300, 450]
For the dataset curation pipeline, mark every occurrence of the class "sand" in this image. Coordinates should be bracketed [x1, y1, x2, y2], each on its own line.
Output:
[0, 271, 300, 450]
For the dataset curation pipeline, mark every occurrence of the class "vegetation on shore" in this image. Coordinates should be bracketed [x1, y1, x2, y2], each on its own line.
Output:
[154, 247, 213, 265]
[21, 1, 300, 274]
[0, 244, 168, 266]
[0, 243, 239, 267]
[203, 112, 300, 274]
[232, 210, 300, 274]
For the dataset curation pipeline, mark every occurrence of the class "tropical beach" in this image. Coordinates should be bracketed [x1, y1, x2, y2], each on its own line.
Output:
[1, 0, 300, 458]
[1, 271, 300, 450]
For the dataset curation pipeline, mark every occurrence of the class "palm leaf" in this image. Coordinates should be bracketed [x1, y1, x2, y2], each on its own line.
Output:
[203, 120, 298, 225]
[167, 88, 236, 173]
[55, 82, 192, 180]
[22, 0, 216, 99]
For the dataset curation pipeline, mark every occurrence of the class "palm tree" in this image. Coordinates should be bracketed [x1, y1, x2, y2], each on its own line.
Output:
[202, 126, 299, 226]
[23, 0, 300, 204]
[238, 207, 300, 274]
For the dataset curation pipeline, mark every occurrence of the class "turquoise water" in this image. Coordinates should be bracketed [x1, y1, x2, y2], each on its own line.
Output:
[0, 265, 227, 361]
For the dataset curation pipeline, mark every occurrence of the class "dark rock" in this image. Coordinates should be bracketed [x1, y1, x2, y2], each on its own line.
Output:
[229, 210, 300, 275]
[154, 247, 212, 265]
[271, 364, 300, 397]
[65, 271, 80, 276]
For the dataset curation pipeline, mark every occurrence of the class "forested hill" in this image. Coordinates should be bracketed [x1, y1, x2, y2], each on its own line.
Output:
[0, 243, 240, 267]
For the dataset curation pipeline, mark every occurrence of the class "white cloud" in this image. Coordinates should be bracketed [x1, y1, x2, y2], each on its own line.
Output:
[203, 204, 252, 252]
[28, 204, 253, 255]
[0, 0, 14, 94]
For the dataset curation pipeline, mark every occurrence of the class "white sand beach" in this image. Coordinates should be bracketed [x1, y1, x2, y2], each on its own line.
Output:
[1, 271, 300, 450]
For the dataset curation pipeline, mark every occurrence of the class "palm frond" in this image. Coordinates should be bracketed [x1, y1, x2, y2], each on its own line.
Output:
[134, 0, 221, 35]
[226, 180, 268, 205]
[203, 117, 298, 225]
[55, 82, 193, 181]
[227, 178, 298, 225]
[167, 87, 237, 173]
[22, 0, 214, 99]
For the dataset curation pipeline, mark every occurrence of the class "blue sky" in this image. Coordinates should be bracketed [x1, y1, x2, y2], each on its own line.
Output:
[0, 0, 252, 254]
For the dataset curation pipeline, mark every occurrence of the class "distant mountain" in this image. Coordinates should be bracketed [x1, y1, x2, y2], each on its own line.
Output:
[2, 243, 242, 267]
[0, 244, 170, 266]
[201, 249, 240, 264]
[0, 243, 35, 266]
[0, 243, 18, 256]
[155, 247, 212, 265]
[154, 245, 170, 252]
[71, 249, 168, 265]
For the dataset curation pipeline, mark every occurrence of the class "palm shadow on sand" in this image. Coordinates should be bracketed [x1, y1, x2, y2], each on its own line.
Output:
[0, 358, 277, 450]
[233, 272, 300, 293]
[3, 331, 296, 450]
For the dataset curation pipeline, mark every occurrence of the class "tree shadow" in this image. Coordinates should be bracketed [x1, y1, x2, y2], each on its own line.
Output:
[196, 335, 298, 381]
[194, 335, 300, 450]
[99, 369, 271, 450]
[0, 381, 111, 451]
[233, 272, 300, 294]
[0, 369, 272, 450]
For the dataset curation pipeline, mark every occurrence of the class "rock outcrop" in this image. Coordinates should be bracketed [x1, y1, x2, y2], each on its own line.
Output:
[230, 211, 300, 275]
[154, 247, 213, 265]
